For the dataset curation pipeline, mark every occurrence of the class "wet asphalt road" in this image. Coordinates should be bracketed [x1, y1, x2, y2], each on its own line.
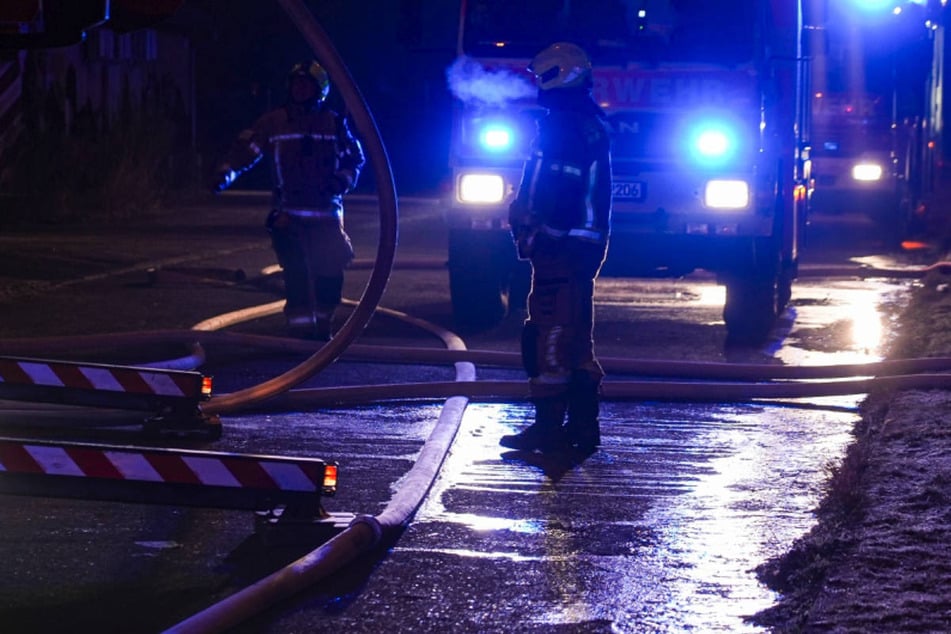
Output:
[0, 196, 932, 632]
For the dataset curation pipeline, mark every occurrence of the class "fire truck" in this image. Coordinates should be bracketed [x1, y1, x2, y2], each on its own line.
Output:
[808, 0, 939, 248]
[444, 0, 812, 344]
[808, 90, 923, 247]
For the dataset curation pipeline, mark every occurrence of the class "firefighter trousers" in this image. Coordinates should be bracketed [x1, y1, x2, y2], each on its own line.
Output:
[522, 235, 607, 430]
[269, 213, 354, 334]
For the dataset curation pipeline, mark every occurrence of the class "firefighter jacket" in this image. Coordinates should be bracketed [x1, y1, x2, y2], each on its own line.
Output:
[220, 102, 365, 219]
[510, 89, 612, 249]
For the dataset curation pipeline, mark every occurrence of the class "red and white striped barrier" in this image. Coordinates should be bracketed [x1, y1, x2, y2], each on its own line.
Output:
[0, 437, 337, 511]
[0, 440, 325, 491]
[0, 355, 204, 398]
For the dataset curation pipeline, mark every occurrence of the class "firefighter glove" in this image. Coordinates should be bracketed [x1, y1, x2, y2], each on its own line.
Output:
[266, 209, 291, 231]
[212, 167, 237, 193]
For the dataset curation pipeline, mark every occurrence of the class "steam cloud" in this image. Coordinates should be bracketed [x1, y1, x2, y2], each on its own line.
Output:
[445, 56, 536, 106]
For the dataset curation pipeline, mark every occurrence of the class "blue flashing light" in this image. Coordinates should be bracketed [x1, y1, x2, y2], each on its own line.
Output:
[479, 123, 515, 152]
[849, 0, 898, 12]
[686, 118, 742, 166]
[696, 130, 730, 157]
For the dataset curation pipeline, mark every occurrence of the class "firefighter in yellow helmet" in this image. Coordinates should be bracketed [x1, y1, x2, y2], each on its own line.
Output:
[500, 42, 612, 454]
[213, 60, 365, 340]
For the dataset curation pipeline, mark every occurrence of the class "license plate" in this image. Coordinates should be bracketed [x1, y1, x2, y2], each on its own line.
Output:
[612, 180, 646, 201]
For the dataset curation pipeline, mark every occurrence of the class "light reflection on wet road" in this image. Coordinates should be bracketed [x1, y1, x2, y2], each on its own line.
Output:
[314, 230, 910, 631]
[397, 393, 857, 632]
[245, 212, 915, 632]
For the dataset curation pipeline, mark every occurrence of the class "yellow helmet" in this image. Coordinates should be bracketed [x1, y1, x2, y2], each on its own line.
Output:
[528, 42, 592, 90]
[288, 60, 330, 103]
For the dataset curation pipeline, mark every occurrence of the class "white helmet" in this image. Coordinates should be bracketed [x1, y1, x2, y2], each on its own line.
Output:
[528, 42, 592, 90]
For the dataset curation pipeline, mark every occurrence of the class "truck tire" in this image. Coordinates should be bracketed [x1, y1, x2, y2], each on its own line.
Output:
[448, 229, 515, 329]
[723, 273, 778, 346]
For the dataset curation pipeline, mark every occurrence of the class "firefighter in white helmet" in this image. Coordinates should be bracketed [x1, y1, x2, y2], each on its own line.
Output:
[213, 60, 365, 340]
[500, 42, 612, 454]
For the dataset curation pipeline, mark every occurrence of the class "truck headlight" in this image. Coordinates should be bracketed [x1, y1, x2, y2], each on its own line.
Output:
[704, 179, 750, 209]
[459, 173, 505, 204]
[851, 162, 883, 181]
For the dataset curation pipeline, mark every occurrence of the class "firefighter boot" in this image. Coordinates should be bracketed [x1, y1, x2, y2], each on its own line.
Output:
[314, 277, 344, 341]
[286, 310, 317, 340]
[314, 307, 335, 342]
[499, 396, 569, 452]
[286, 310, 332, 341]
[565, 372, 601, 453]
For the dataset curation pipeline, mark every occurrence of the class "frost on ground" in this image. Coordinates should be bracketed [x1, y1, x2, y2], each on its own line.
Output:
[752, 269, 951, 632]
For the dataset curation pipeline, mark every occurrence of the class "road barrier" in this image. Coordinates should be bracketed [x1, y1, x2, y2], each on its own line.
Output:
[0, 436, 337, 521]
[0, 354, 218, 436]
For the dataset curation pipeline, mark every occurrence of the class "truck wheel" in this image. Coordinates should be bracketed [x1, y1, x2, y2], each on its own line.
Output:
[723, 274, 778, 346]
[448, 229, 513, 329]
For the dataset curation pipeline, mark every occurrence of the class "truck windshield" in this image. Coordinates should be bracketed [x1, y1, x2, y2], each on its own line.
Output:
[461, 0, 756, 65]
[812, 92, 893, 155]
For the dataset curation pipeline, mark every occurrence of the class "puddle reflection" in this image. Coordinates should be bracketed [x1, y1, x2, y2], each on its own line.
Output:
[398, 275, 908, 631]
[407, 400, 854, 632]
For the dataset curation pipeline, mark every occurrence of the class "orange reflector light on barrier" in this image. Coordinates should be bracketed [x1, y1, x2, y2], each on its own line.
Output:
[201, 376, 213, 398]
[323, 464, 338, 496]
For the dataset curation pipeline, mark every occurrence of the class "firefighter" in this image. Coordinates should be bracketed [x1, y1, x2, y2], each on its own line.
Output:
[212, 60, 365, 340]
[500, 42, 612, 455]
